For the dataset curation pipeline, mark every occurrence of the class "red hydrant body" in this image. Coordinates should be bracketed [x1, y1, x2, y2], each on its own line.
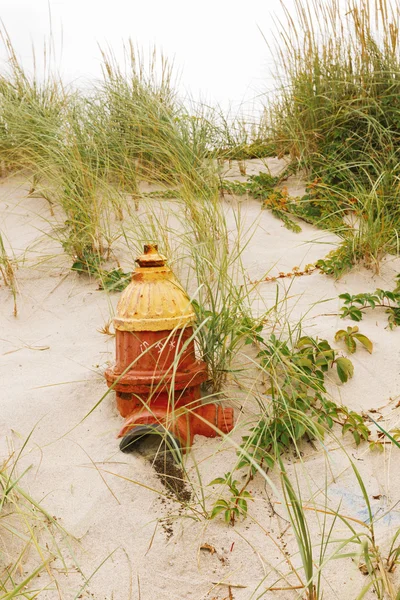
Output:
[105, 245, 234, 451]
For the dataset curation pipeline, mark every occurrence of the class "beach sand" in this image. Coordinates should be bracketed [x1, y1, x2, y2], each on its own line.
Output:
[1, 159, 400, 599]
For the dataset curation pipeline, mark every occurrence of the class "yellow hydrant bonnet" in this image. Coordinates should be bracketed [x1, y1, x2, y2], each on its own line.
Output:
[113, 244, 196, 332]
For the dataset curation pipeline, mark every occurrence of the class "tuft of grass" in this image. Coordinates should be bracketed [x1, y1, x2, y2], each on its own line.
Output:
[0, 450, 65, 598]
[0, 28, 67, 182]
[0, 232, 17, 316]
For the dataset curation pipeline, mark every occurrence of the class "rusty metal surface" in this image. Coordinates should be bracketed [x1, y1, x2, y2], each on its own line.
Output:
[117, 404, 234, 448]
[104, 328, 208, 394]
[113, 244, 195, 332]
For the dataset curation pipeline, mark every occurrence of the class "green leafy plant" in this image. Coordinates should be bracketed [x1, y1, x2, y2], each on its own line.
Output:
[334, 326, 373, 354]
[261, 188, 302, 233]
[339, 288, 400, 328]
[369, 417, 400, 452]
[223, 171, 356, 241]
[98, 268, 132, 292]
[209, 473, 252, 525]
[253, 334, 368, 445]
[221, 172, 302, 232]
[237, 332, 368, 470]
[316, 241, 355, 278]
[222, 171, 279, 198]
[260, 333, 355, 387]
[368, 439, 385, 453]
[209, 331, 370, 526]
[289, 179, 349, 231]
[71, 250, 102, 275]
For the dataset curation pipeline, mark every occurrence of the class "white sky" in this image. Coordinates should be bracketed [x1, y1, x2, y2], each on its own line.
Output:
[0, 0, 296, 113]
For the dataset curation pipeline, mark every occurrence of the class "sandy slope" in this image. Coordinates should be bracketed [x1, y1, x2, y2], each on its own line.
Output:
[1, 161, 400, 599]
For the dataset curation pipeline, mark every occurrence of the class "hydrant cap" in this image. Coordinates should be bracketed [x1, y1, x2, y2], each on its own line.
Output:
[136, 244, 166, 268]
[113, 244, 196, 332]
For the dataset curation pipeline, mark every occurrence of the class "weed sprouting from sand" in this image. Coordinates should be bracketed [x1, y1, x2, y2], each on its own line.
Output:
[334, 326, 373, 354]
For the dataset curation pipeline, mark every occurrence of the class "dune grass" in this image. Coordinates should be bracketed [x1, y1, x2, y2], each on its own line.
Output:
[0, 29, 67, 183]
[268, 0, 400, 274]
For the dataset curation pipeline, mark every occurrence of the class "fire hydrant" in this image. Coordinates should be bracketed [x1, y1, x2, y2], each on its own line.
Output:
[105, 244, 234, 452]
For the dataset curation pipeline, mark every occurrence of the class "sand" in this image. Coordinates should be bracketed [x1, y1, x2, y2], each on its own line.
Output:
[1, 159, 400, 599]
